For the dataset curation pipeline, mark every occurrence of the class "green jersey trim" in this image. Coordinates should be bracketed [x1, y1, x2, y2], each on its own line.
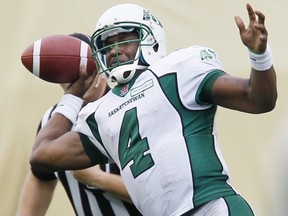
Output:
[79, 113, 110, 165]
[158, 72, 235, 207]
[79, 132, 109, 165]
[196, 70, 226, 105]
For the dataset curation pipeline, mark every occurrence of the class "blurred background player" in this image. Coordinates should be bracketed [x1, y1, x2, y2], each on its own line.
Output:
[16, 33, 141, 216]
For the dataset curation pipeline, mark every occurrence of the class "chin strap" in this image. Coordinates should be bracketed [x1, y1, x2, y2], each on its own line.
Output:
[109, 64, 147, 85]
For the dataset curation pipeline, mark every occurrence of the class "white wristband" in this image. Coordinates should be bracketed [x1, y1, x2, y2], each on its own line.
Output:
[248, 44, 273, 71]
[52, 94, 83, 123]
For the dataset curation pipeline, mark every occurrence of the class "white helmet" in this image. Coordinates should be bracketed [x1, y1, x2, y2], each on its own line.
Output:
[91, 3, 166, 85]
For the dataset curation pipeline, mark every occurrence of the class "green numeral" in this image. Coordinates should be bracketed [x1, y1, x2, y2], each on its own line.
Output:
[118, 108, 154, 178]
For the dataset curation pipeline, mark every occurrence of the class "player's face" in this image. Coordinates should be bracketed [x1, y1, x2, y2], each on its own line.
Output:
[103, 31, 139, 68]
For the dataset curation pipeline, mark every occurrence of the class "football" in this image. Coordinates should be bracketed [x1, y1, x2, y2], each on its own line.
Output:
[21, 34, 96, 83]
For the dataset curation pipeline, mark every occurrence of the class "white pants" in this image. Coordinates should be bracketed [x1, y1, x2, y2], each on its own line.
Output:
[193, 198, 229, 216]
[190, 195, 254, 216]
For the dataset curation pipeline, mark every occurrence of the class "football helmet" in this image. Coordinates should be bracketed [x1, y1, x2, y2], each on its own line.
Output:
[91, 3, 166, 85]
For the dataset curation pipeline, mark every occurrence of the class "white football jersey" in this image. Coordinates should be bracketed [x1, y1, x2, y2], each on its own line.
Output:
[38, 105, 141, 216]
[74, 46, 236, 216]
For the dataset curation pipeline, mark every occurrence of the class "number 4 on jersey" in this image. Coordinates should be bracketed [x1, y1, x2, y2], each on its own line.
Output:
[118, 108, 155, 178]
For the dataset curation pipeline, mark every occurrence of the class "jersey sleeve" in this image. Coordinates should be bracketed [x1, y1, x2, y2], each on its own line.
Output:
[160, 46, 225, 110]
[73, 101, 113, 165]
[195, 70, 226, 104]
[78, 132, 110, 165]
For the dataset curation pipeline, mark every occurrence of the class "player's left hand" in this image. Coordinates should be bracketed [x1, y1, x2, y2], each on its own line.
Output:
[234, 3, 268, 53]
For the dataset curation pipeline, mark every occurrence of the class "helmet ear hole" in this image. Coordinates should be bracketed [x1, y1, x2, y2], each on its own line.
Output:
[111, 76, 117, 82]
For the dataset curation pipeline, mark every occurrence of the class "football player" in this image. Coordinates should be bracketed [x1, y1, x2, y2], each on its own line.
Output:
[30, 3, 276, 215]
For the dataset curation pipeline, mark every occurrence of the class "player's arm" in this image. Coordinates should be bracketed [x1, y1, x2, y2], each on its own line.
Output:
[16, 170, 57, 216]
[30, 113, 93, 172]
[72, 165, 133, 203]
[30, 66, 96, 172]
[210, 68, 276, 113]
[210, 4, 277, 113]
